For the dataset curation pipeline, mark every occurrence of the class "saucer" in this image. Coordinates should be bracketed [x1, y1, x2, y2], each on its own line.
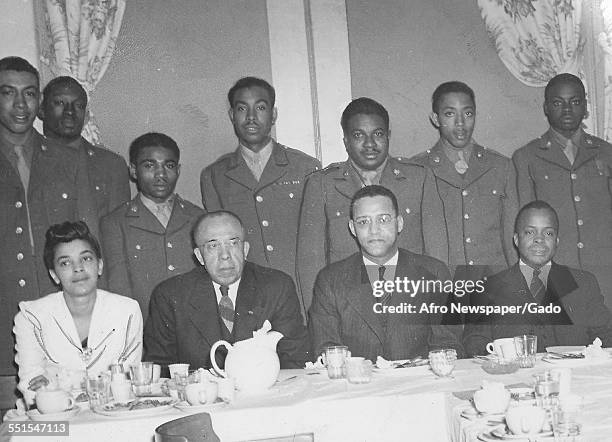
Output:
[545, 346, 584, 355]
[174, 399, 225, 412]
[27, 407, 80, 421]
[491, 427, 553, 440]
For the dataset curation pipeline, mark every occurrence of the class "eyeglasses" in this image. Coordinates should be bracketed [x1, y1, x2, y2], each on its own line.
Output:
[198, 238, 243, 253]
[353, 214, 395, 227]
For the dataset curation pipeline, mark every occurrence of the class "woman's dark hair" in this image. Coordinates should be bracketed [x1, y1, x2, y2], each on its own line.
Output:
[43, 221, 102, 271]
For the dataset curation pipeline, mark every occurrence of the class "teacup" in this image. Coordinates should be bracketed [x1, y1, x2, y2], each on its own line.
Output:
[473, 388, 510, 414]
[185, 381, 218, 405]
[486, 338, 518, 362]
[317, 346, 350, 379]
[505, 405, 546, 435]
[168, 363, 190, 379]
[110, 379, 132, 403]
[36, 389, 75, 414]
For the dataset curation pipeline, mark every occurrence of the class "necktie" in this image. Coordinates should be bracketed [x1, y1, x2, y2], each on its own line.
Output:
[455, 150, 468, 174]
[14, 145, 30, 192]
[564, 139, 576, 165]
[155, 204, 171, 229]
[218, 285, 235, 333]
[378, 265, 386, 281]
[530, 268, 545, 300]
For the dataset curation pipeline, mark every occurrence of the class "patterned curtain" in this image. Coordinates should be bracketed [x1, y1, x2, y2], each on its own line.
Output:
[37, 0, 127, 145]
[599, 1, 612, 141]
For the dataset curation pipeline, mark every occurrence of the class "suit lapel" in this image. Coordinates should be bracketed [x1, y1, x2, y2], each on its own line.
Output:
[461, 145, 491, 188]
[342, 255, 385, 346]
[572, 139, 599, 171]
[233, 265, 260, 339]
[333, 163, 359, 200]
[223, 149, 258, 190]
[546, 262, 578, 300]
[186, 270, 223, 347]
[256, 142, 289, 190]
[165, 197, 192, 237]
[125, 196, 166, 235]
[428, 143, 465, 189]
[535, 131, 572, 171]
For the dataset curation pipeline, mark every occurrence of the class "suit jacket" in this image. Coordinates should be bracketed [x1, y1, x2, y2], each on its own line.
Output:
[143, 262, 310, 372]
[410, 141, 518, 273]
[463, 262, 612, 356]
[100, 195, 204, 321]
[200, 142, 320, 285]
[308, 249, 464, 361]
[13, 290, 142, 404]
[0, 131, 80, 375]
[296, 156, 441, 317]
[513, 130, 612, 308]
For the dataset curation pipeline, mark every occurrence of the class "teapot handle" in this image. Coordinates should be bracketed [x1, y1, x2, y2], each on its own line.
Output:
[210, 340, 232, 378]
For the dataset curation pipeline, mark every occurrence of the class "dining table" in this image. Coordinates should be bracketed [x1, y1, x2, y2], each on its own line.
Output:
[2, 355, 612, 442]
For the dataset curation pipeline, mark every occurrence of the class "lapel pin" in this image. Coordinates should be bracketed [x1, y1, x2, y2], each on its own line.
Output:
[393, 169, 400, 176]
[545, 141, 552, 148]
[434, 156, 440, 163]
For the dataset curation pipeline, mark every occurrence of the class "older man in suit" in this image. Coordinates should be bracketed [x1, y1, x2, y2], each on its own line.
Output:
[463, 201, 612, 356]
[39, 76, 130, 242]
[0, 57, 80, 377]
[309, 185, 463, 361]
[144, 211, 309, 373]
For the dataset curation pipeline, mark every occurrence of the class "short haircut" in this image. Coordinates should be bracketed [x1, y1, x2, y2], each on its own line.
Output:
[431, 81, 475, 114]
[192, 210, 245, 244]
[0, 56, 40, 85]
[341, 97, 389, 133]
[129, 132, 180, 165]
[544, 73, 585, 101]
[227, 77, 276, 107]
[350, 185, 399, 220]
[43, 221, 102, 271]
[42, 76, 87, 107]
[514, 200, 559, 234]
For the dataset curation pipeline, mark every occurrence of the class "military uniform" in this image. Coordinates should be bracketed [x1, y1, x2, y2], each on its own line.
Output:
[0, 131, 80, 375]
[200, 142, 320, 284]
[296, 156, 435, 316]
[513, 129, 612, 308]
[411, 142, 518, 274]
[100, 195, 204, 321]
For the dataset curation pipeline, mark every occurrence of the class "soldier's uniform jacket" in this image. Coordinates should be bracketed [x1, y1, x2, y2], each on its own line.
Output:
[100, 194, 204, 321]
[0, 131, 80, 375]
[200, 142, 320, 284]
[411, 142, 518, 273]
[513, 129, 612, 307]
[296, 156, 436, 316]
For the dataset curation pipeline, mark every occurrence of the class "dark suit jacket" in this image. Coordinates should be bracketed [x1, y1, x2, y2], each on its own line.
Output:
[308, 249, 464, 361]
[143, 262, 310, 372]
[463, 262, 612, 356]
[100, 195, 204, 321]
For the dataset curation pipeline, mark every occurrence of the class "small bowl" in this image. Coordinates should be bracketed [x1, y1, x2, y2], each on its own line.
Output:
[481, 359, 520, 375]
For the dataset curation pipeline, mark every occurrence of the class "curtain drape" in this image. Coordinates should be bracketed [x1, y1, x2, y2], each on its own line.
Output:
[37, 0, 126, 145]
[599, 0, 612, 141]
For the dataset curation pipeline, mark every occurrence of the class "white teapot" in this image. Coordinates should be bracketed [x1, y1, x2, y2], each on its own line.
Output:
[210, 321, 283, 393]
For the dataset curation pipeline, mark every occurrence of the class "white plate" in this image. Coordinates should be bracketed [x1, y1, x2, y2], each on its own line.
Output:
[546, 346, 585, 355]
[491, 427, 553, 440]
[27, 407, 80, 421]
[93, 397, 176, 418]
[174, 400, 226, 412]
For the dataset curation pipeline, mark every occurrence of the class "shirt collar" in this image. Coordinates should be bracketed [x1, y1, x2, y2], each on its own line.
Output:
[549, 127, 583, 148]
[349, 156, 389, 185]
[240, 139, 274, 165]
[212, 278, 241, 306]
[139, 192, 175, 211]
[439, 137, 474, 163]
[519, 259, 551, 286]
[362, 250, 399, 267]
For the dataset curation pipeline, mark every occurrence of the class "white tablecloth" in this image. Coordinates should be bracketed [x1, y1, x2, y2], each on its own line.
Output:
[2, 357, 612, 442]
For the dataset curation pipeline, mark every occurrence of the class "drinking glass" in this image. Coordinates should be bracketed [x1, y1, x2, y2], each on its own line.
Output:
[323, 346, 350, 379]
[86, 376, 110, 408]
[130, 361, 153, 396]
[345, 357, 373, 384]
[534, 370, 561, 411]
[429, 349, 457, 377]
[551, 395, 583, 442]
[514, 334, 537, 368]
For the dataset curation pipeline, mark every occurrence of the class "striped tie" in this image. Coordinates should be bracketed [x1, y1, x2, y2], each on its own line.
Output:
[530, 268, 544, 300]
[219, 285, 235, 333]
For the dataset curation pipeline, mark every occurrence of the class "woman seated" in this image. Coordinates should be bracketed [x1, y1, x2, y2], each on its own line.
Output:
[14, 221, 143, 404]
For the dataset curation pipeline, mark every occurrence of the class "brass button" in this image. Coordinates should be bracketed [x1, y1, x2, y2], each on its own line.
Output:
[18, 279, 26, 287]
[16, 227, 23, 234]
[15, 201, 23, 208]
[570, 173, 577, 180]
[256, 195, 263, 203]
[168, 265, 176, 271]
[62, 193, 68, 199]
[574, 195, 581, 202]
[577, 242, 584, 249]
[464, 213, 469, 220]
[462, 190, 468, 197]
[577, 219, 584, 226]
[16, 253, 24, 261]
[465, 237, 471, 243]
[167, 242, 173, 248]
[468, 260, 474, 265]
[266, 245, 274, 252]
[405, 208, 410, 214]
[262, 220, 269, 227]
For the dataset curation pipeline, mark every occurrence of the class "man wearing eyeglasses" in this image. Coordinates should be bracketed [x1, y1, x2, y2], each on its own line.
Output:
[309, 185, 463, 361]
[144, 211, 309, 373]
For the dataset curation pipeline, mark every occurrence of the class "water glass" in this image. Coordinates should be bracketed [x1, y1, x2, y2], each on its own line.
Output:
[130, 361, 153, 396]
[534, 370, 561, 410]
[174, 373, 189, 401]
[86, 376, 110, 408]
[428, 349, 457, 377]
[345, 357, 373, 384]
[322, 345, 350, 379]
[551, 395, 583, 442]
[514, 334, 537, 368]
